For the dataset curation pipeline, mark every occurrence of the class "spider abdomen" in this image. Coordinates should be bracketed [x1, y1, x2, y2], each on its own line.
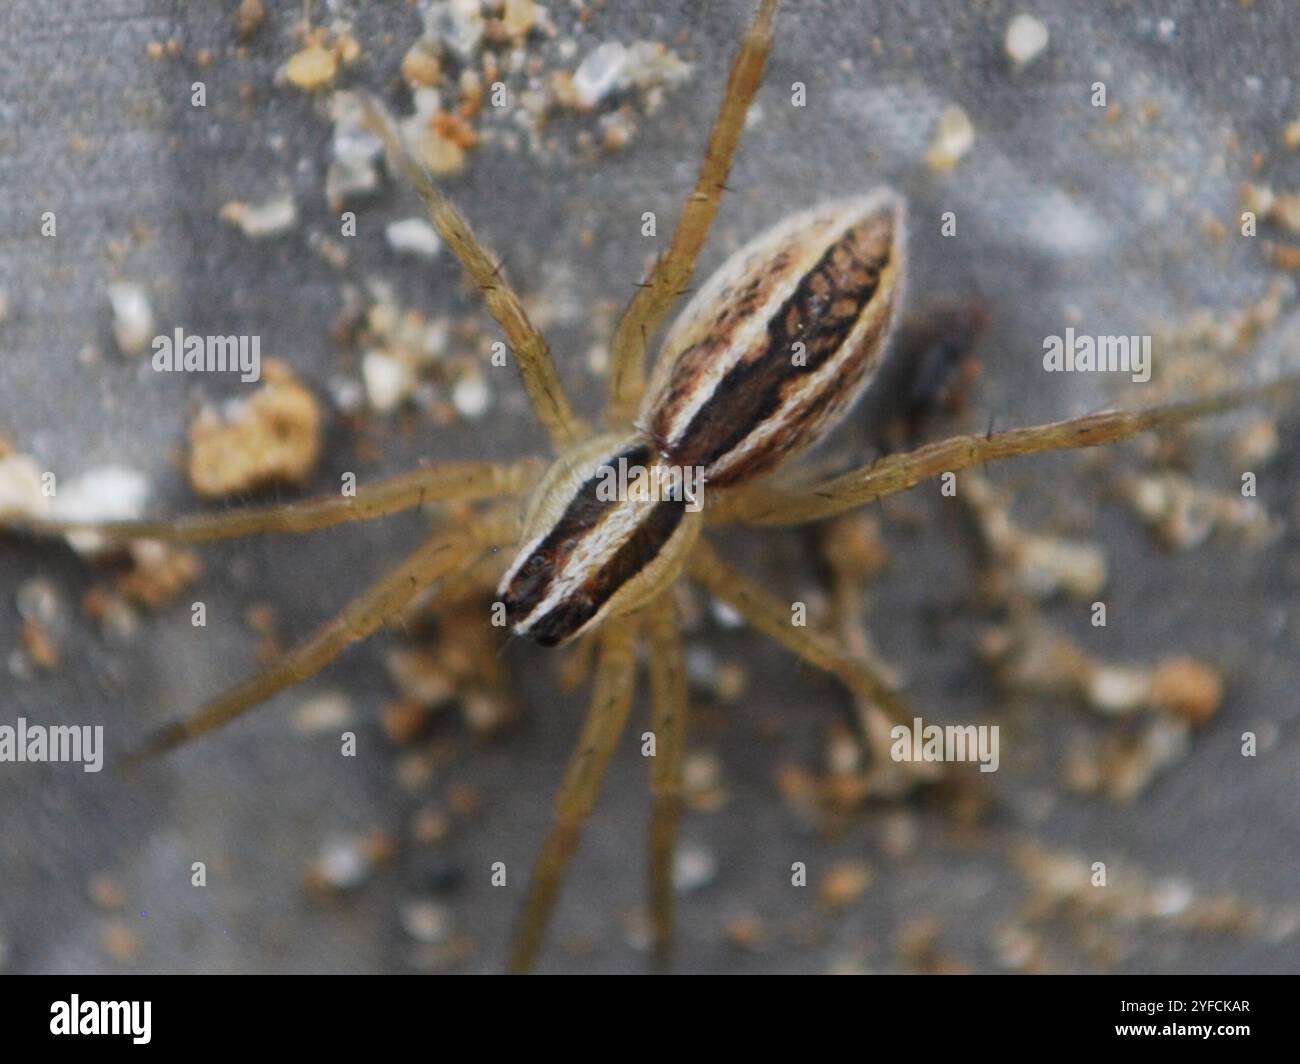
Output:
[641, 191, 905, 486]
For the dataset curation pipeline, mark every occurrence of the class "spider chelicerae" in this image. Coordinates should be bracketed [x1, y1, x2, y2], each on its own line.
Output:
[6, 0, 1297, 973]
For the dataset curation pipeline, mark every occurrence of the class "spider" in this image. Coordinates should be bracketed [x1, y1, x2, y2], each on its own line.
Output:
[6, 0, 1297, 973]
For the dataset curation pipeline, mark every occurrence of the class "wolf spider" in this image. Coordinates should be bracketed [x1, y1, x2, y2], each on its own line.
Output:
[7, 0, 1297, 972]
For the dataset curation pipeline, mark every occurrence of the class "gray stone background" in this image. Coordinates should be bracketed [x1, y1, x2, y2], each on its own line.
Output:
[1, 0, 1298, 974]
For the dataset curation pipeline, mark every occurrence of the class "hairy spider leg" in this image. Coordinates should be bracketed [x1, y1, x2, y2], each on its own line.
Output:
[507, 615, 641, 973]
[604, 0, 782, 427]
[359, 97, 584, 450]
[125, 508, 521, 764]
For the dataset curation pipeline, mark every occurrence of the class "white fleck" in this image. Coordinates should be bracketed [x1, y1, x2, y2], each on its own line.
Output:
[426, 0, 484, 61]
[400, 898, 452, 944]
[293, 691, 354, 734]
[384, 218, 444, 259]
[573, 41, 628, 109]
[219, 193, 298, 238]
[1156, 18, 1176, 43]
[107, 282, 155, 358]
[673, 843, 717, 892]
[1004, 14, 1049, 69]
[709, 598, 745, 629]
[362, 351, 415, 413]
[925, 105, 975, 173]
[451, 372, 490, 419]
[52, 466, 150, 555]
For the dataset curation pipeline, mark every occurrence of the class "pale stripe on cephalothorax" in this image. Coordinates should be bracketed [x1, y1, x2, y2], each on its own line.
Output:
[499, 434, 700, 646]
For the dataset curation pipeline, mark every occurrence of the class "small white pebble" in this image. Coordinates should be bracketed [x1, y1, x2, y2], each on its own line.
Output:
[673, 843, 717, 892]
[219, 193, 298, 238]
[293, 691, 354, 734]
[925, 105, 975, 173]
[52, 466, 150, 555]
[107, 282, 155, 357]
[362, 351, 415, 413]
[400, 898, 452, 944]
[451, 373, 490, 419]
[1004, 14, 1049, 69]
[573, 41, 629, 109]
[317, 837, 371, 891]
[384, 218, 443, 259]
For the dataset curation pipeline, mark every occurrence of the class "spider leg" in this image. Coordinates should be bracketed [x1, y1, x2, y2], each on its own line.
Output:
[686, 538, 915, 734]
[645, 591, 688, 970]
[3, 460, 539, 545]
[125, 508, 520, 764]
[720, 376, 1300, 526]
[359, 97, 583, 450]
[604, 0, 781, 426]
[507, 615, 640, 974]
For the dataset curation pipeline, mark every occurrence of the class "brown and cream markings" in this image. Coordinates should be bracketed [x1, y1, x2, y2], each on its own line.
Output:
[499, 192, 905, 646]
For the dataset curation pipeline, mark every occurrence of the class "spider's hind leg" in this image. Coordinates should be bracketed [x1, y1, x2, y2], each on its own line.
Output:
[646, 593, 688, 970]
[686, 538, 934, 781]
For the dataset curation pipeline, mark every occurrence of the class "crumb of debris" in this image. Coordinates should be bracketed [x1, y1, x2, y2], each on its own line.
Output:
[1146, 657, 1223, 727]
[0, 288, 9, 323]
[306, 832, 395, 894]
[820, 861, 873, 909]
[89, 873, 126, 911]
[1117, 472, 1275, 550]
[219, 193, 298, 239]
[107, 282, 155, 357]
[285, 43, 339, 92]
[1004, 14, 1049, 69]
[116, 540, 202, 609]
[925, 105, 974, 174]
[682, 750, 729, 812]
[0, 450, 50, 521]
[234, 0, 265, 43]
[187, 360, 322, 498]
[401, 43, 443, 89]
[1240, 182, 1300, 235]
[102, 921, 140, 964]
[726, 912, 766, 949]
[21, 621, 60, 670]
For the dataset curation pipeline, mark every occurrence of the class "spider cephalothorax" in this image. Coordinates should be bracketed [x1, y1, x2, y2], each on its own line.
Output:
[5, 0, 1296, 974]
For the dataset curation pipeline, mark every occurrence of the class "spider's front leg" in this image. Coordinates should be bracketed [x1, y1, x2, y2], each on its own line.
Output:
[604, 0, 781, 425]
[0, 459, 539, 545]
[126, 506, 521, 763]
[358, 98, 583, 451]
[507, 614, 641, 974]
